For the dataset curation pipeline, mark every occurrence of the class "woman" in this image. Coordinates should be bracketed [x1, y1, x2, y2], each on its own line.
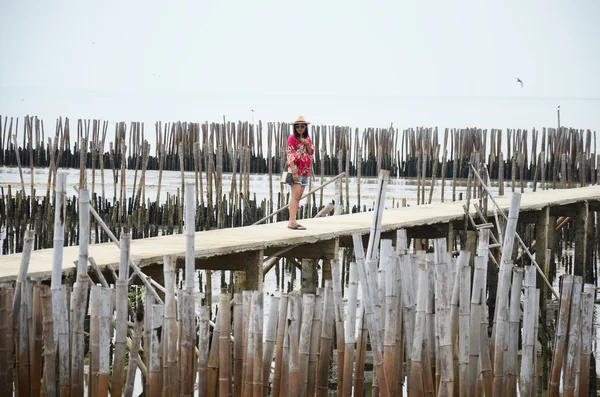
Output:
[286, 116, 314, 230]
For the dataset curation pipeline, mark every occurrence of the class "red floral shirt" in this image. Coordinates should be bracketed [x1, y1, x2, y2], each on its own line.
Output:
[286, 134, 314, 176]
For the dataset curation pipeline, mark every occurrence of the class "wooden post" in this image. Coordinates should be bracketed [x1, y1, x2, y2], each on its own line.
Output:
[241, 250, 264, 291]
[573, 202, 589, 279]
[301, 259, 316, 295]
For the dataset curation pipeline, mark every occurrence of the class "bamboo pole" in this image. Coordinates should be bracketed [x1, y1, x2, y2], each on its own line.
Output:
[297, 293, 315, 397]
[11, 229, 34, 343]
[218, 292, 232, 397]
[288, 292, 301, 397]
[435, 254, 453, 397]
[549, 275, 574, 396]
[506, 267, 524, 397]
[381, 240, 399, 396]
[307, 291, 323, 397]
[262, 295, 280, 397]
[578, 283, 595, 397]
[123, 305, 144, 397]
[198, 306, 211, 397]
[41, 286, 57, 397]
[0, 287, 8, 394]
[408, 258, 429, 396]
[563, 276, 583, 397]
[97, 288, 111, 397]
[520, 265, 537, 397]
[330, 259, 345, 396]
[112, 233, 131, 397]
[163, 255, 179, 396]
[69, 274, 90, 397]
[89, 286, 100, 397]
[17, 279, 31, 397]
[342, 263, 358, 397]
[234, 293, 244, 397]
[316, 281, 334, 397]
[271, 294, 289, 397]
[148, 304, 164, 397]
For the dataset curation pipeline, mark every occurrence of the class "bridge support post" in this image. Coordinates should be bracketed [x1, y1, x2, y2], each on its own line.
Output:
[234, 249, 264, 291]
[301, 259, 317, 294]
[574, 202, 590, 280]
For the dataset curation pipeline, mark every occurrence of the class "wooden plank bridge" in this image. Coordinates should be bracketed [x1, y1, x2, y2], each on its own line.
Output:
[1, 185, 599, 286]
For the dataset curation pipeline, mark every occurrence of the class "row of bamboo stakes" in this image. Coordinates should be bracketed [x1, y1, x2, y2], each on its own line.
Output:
[1, 115, 597, 197]
[0, 169, 596, 396]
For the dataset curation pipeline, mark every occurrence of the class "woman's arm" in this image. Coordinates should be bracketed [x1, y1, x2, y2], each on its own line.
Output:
[300, 137, 314, 155]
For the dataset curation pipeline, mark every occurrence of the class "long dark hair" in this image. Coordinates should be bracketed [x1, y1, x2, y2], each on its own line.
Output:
[293, 123, 309, 139]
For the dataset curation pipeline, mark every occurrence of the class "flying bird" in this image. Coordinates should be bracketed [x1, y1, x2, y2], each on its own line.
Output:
[515, 78, 523, 88]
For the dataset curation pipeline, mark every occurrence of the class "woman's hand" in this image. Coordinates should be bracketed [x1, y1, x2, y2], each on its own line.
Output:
[299, 138, 309, 146]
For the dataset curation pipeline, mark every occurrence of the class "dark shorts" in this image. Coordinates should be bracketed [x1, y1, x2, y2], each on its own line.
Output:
[288, 174, 309, 187]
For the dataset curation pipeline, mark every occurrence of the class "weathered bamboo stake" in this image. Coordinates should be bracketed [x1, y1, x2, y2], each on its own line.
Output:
[252, 291, 268, 397]
[41, 286, 57, 397]
[435, 253, 454, 397]
[112, 233, 131, 397]
[17, 280, 31, 397]
[241, 290, 254, 397]
[408, 258, 429, 396]
[253, 292, 267, 397]
[69, 273, 90, 397]
[316, 281, 334, 397]
[218, 292, 232, 397]
[50, 172, 71, 397]
[297, 293, 315, 397]
[577, 283, 595, 397]
[180, 289, 197, 397]
[549, 275, 574, 396]
[261, 295, 279, 397]
[330, 259, 345, 396]
[12, 132, 26, 193]
[0, 287, 8, 394]
[381, 240, 399, 396]
[89, 286, 100, 397]
[162, 255, 179, 396]
[468, 251, 487, 395]
[456, 254, 471, 397]
[123, 305, 144, 397]
[11, 229, 34, 342]
[506, 267, 524, 397]
[271, 294, 289, 397]
[520, 265, 537, 397]
[288, 292, 302, 397]
[233, 293, 244, 397]
[148, 304, 164, 397]
[307, 290, 323, 397]
[197, 306, 210, 397]
[97, 287, 111, 397]
[352, 234, 390, 397]
[399, 252, 416, 364]
[342, 264, 358, 397]
[563, 276, 583, 397]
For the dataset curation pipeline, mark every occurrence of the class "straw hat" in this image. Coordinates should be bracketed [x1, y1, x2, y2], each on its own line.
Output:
[291, 116, 310, 125]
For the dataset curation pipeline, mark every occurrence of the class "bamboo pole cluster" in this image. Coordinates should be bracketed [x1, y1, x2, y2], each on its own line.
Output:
[1, 169, 599, 397]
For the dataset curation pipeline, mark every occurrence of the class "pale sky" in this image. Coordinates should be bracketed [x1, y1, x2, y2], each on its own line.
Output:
[1, 0, 599, 130]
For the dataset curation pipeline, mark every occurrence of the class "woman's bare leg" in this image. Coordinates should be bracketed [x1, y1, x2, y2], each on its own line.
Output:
[289, 183, 303, 225]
